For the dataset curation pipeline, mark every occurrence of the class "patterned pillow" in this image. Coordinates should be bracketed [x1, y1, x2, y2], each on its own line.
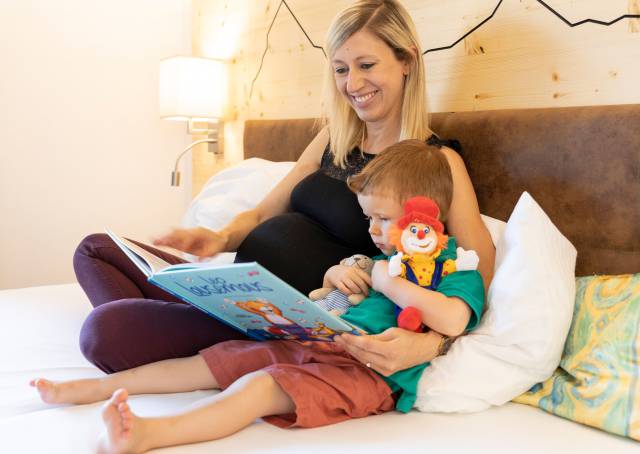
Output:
[514, 273, 640, 440]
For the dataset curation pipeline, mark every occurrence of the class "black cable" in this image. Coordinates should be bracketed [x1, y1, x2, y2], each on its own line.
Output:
[423, 0, 504, 54]
[537, 0, 640, 27]
[249, 0, 325, 99]
[249, 0, 284, 100]
[282, 0, 326, 57]
[249, 0, 640, 99]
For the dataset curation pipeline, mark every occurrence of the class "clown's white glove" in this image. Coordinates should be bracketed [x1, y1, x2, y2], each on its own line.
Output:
[455, 247, 479, 271]
[388, 252, 403, 277]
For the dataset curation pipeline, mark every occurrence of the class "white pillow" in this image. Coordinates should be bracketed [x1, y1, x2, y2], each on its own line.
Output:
[480, 213, 506, 246]
[182, 158, 295, 230]
[415, 192, 577, 413]
[181, 158, 295, 264]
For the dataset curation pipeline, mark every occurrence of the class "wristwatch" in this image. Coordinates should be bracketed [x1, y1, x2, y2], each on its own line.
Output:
[437, 335, 455, 356]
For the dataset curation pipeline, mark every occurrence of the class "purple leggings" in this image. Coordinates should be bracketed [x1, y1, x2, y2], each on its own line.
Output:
[74, 233, 248, 373]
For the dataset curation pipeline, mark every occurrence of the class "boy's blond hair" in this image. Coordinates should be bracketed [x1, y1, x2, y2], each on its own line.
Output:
[347, 139, 453, 221]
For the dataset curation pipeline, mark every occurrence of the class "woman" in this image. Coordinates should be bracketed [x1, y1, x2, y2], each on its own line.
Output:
[75, 0, 494, 377]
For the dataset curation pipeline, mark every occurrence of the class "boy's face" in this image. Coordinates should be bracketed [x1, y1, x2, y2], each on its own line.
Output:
[357, 192, 404, 256]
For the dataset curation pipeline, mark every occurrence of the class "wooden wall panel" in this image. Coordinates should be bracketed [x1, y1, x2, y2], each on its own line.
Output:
[192, 0, 640, 195]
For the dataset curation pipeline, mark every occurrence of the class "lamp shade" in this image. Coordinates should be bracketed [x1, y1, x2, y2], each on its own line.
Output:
[159, 56, 226, 121]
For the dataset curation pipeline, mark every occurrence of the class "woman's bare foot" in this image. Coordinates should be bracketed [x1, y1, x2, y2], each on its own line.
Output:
[30, 377, 108, 405]
[97, 389, 148, 454]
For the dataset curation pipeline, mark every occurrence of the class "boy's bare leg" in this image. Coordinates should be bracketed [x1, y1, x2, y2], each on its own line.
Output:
[30, 355, 217, 404]
[98, 370, 294, 454]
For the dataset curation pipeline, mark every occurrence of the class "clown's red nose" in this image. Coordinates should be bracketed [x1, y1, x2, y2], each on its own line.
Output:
[417, 230, 426, 239]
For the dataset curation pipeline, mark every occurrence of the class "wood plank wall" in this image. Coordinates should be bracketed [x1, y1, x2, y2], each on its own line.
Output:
[192, 0, 640, 196]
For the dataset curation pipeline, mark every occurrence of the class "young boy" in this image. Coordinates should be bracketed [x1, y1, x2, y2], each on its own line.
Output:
[30, 140, 484, 454]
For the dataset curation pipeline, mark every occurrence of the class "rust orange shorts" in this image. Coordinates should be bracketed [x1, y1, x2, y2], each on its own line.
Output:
[199, 340, 395, 428]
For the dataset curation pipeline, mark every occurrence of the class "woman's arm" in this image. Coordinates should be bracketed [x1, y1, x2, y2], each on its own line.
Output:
[154, 128, 329, 257]
[220, 126, 329, 251]
[441, 147, 496, 290]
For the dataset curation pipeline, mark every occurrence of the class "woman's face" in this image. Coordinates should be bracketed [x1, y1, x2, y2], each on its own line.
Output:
[331, 30, 409, 126]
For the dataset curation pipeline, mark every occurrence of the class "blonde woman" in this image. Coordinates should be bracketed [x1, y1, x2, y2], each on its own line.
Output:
[75, 0, 494, 381]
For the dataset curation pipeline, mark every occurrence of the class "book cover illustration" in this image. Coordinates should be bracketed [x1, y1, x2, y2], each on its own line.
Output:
[151, 263, 363, 341]
[105, 229, 363, 341]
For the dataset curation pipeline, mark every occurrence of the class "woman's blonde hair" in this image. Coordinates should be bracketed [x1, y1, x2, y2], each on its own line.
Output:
[323, 0, 432, 168]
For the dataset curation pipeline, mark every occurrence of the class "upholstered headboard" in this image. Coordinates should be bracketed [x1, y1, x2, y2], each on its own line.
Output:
[243, 104, 640, 276]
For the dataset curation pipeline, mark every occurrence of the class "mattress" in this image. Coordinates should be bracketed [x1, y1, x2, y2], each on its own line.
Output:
[0, 284, 637, 453]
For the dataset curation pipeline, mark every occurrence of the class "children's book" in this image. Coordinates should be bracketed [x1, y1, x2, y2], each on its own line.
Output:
[105, 229, 365, 341]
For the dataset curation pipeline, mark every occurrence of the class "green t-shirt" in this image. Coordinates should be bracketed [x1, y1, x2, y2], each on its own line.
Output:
[340, 237, 485, 412]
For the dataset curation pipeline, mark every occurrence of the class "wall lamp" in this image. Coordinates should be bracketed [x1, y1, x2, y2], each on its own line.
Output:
[159, 56, 227, 186]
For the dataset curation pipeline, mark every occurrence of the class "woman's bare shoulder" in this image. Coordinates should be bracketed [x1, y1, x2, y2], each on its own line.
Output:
[439, 145, 466, 172]
[298, 125, 330, 167]
[439, 145, 479, 218]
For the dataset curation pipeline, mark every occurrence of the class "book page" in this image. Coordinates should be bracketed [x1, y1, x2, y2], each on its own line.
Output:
[120, 237, 174, 274]
[105, 228, 176, 276]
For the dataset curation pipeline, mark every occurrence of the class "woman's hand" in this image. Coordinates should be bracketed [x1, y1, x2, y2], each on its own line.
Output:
[152, 227, 227, 259]
[324, 265, 372, 296]
[334, 328, 443, 376]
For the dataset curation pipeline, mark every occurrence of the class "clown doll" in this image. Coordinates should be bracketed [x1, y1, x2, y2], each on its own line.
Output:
[388, 196, 479, 332]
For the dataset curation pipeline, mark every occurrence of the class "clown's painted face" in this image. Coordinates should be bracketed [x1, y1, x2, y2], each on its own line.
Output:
[400, 222, 439, 256]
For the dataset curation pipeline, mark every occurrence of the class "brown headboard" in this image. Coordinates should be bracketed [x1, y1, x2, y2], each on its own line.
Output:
[244, 118, 319, 162]
[243, 104, 640, 276]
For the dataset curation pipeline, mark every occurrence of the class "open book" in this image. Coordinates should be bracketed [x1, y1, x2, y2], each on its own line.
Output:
[105, 229, 364, 341]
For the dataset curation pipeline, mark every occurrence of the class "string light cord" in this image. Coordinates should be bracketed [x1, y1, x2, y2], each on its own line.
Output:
[423, 0, 504, 54]
[249, 0, 640, 99]
[283, 0, 326, 56]
[536, 0, 640, 27]
[249, 0, 325, 99]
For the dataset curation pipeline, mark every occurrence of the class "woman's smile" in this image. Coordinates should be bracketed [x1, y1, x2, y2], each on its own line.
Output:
[351, 89, 379, 107]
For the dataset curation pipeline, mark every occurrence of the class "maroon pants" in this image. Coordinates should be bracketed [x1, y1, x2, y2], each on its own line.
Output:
[74, 233, 248, 373]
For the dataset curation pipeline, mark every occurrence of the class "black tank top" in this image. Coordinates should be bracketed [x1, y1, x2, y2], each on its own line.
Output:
[291, 135, 460, 253]
[289, 145, 378, 251]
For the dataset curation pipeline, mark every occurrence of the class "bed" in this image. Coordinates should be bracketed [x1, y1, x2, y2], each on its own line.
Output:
[1, 104, 638, 452]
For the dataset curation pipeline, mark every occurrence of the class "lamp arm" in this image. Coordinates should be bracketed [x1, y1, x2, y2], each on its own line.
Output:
[173, 139, 217, 174]
[171, 138, 217, 186]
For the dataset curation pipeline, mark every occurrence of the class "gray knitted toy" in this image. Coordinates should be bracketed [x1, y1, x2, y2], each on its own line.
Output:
[308, 254, 374, 316]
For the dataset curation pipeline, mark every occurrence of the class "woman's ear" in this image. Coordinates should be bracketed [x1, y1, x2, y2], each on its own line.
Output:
[402, 46, 418, 76]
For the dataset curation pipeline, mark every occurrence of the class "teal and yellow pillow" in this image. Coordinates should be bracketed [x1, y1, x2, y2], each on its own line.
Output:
[514, 273, 640, 440]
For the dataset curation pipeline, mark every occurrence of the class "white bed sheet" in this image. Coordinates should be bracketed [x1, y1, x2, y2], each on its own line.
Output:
[0, 284, 637, 453]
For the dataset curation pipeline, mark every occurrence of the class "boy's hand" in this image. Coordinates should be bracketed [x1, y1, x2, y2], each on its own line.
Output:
[371, 261, 392, 293]
[324, 265, 371, 296]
